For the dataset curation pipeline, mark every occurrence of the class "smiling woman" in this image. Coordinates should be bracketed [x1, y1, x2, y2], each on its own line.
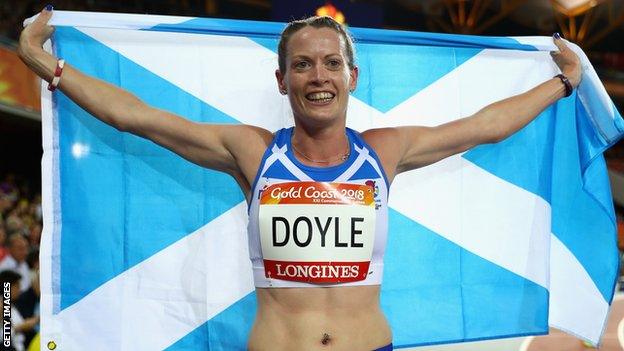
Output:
[17, 5, 583, 351]
[276, 24, 358, 142]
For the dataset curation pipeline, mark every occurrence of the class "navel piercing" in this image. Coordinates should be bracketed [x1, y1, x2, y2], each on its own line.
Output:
[321, 333, 331, 345]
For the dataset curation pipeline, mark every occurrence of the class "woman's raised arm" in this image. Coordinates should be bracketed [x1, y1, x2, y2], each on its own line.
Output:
[18, 7, 271, 179]
[365, 34, 582, 180]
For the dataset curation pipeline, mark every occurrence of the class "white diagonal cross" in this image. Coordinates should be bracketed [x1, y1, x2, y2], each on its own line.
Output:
[41, 26, 607, 349]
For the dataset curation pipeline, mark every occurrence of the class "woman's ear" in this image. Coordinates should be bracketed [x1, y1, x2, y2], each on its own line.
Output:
[275, 69, 287, 95]
[349, 66, 359, 93]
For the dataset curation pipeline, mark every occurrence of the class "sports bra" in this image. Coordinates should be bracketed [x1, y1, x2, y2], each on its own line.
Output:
[247, 127, 389, 288]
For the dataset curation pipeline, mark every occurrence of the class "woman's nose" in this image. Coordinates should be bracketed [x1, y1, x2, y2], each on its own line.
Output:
[311, 64, 329, 84]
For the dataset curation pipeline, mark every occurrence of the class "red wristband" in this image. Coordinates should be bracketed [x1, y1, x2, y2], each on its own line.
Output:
[47, 59, 65, 92]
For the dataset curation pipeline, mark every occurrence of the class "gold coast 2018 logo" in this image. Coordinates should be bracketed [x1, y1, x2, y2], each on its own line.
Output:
[365, 180, 382, 210]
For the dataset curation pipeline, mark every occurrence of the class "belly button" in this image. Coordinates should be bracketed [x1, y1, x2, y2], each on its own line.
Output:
[321, 333, 331, 345]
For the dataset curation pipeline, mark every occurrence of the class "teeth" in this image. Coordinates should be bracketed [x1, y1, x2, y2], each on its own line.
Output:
[307, 92, 334, 101]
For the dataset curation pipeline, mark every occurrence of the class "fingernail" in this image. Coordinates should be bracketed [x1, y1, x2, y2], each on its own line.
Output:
[45, 4, 53, 11]
[553, 32, 561, 40]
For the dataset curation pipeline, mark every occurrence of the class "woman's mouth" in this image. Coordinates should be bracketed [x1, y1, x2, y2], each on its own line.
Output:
[306, 91, 335, 104]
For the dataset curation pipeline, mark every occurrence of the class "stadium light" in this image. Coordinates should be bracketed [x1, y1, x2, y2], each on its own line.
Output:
[316, 1, 346, 24]
[551, 0, 602, 17]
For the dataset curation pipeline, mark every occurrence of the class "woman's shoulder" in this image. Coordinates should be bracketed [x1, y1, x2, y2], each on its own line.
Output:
[226, 124, 275, 148]
[360, 127, 400, 149]
[360, 128, 403, 183]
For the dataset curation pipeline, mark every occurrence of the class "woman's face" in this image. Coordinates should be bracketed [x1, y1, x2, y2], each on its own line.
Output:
[276, 27, 358, 127]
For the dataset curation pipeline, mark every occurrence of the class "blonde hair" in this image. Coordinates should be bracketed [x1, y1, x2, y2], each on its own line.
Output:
[277, 16, 355, 72]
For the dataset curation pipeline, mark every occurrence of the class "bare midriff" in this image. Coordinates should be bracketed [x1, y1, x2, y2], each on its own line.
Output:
[248, 285, 392, 351]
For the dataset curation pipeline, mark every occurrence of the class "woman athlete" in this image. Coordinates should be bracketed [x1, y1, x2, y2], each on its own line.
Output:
[19, 6, 581, 351]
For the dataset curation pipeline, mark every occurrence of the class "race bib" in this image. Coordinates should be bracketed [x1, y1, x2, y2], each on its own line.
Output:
[258, 181, 376, 283]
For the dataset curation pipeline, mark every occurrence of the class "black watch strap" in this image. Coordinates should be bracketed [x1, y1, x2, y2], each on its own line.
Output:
[555, 73, 573, 97]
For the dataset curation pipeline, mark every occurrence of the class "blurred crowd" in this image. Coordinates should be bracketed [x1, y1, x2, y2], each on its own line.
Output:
[0, 173, 41, 351]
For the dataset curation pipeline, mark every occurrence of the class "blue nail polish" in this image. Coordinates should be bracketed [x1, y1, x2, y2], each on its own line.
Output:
[553, 32, 561, 39]
[45, 4, 53, 11]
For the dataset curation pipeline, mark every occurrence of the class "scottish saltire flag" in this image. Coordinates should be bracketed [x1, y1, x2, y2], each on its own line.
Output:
[31, 10, 623, 350]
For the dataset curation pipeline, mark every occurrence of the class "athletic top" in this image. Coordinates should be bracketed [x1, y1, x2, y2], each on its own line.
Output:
[248, 127, 389, 288]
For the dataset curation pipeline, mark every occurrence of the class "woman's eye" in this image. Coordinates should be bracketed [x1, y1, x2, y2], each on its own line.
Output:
[327, 60, 341, 68]
[295, 61, 310, 69]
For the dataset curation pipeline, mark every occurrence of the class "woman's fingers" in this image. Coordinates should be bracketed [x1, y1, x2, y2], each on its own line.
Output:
[21, 6, 55, 48]
[552, 33, 568, 52]
[550, 33, 582, 88]
[37, 6, 54, 23]
[18, 6, 56, 62]
[32, 6, 54, 34]
[552, 34, 579, 63]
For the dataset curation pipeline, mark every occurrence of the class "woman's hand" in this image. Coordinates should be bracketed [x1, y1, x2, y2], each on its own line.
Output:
[17, 6, 54, 62]
[551, 34, 582, 88]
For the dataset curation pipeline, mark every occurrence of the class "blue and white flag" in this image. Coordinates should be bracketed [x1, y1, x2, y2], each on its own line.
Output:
[32, 11, 623, 350]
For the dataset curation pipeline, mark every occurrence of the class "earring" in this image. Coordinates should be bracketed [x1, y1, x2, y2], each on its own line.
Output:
[280, 90, 287, 95]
